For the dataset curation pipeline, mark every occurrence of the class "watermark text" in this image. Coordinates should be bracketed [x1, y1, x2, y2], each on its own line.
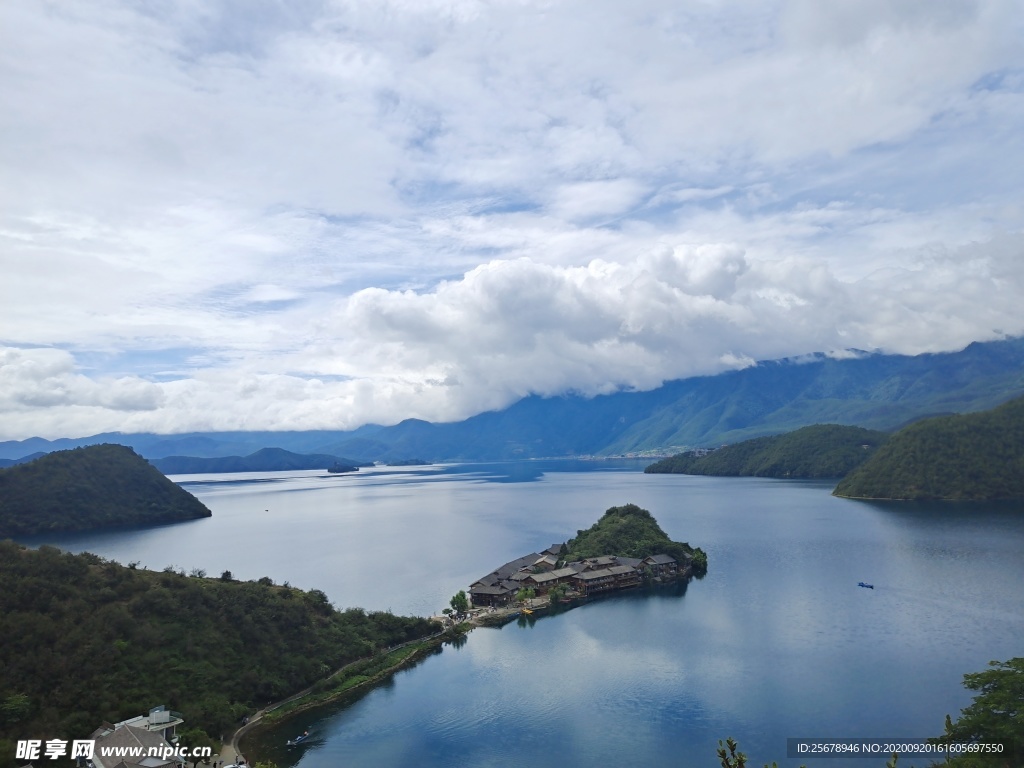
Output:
[17, 739, 212, 762]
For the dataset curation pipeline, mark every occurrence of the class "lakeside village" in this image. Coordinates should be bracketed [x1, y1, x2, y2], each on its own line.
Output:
[31, 553, 690, 768]
[441, 544, 692, 625]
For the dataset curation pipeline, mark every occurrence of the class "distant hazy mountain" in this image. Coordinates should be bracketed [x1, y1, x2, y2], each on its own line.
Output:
[3, 337, 1024, 463]
[645, 424, 889, 478]
[150, 447, 367, 475]
[0, 451, 46, 468]
[0, 444, 211, 537]
[316, 337, 1024, 460]
[834, 396, 1024, 500]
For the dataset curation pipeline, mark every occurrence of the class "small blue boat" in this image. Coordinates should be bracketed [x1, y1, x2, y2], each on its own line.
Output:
[858, 582, 874, 589]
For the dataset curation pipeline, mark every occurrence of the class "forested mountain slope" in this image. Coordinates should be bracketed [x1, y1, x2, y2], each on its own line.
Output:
[0, 444, 211, 537]
[645, 424, 889, 478]
[834, 396, 1024, 500]
[0, 542, 437, 765]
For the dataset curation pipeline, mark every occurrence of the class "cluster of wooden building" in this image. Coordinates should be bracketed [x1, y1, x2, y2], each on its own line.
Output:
[469, 544, 686, 607]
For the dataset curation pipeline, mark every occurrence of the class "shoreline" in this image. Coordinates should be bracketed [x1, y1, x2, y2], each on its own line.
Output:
[236, 578, 692, 764]
[235, 625, 466, 760]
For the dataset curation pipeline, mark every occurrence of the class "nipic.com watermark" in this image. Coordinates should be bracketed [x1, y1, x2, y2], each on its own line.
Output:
[16, 738, 212, 762]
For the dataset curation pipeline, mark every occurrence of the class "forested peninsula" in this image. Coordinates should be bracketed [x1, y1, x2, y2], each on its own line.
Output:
[150, 447, 367, 475]
[834, 395, 1024, 500]
[0, 444, 211, 537]
[644, 396, 1024, 500]
[644, 424, 888, 479]
[562, 503, 707, 574]
[0, 542, 438, 765]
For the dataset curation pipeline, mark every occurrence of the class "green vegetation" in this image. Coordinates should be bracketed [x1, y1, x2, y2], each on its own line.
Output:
[835, 396, 1024, 500]
[151, 447, 366, 475]
[691, 548, 707, 572]
[0, 444, 211, 537]
[647, 395, 1024, 501]
[645, 424, 888, 478]
[177, 728, 217, 768]
[548, 583, 570, 602]
[0, 541, 438, 764]
[716, 737, 890, 768]
[720, 656, 1024, 768]
[449, 590, 469, 615]
[261, 637, 452, 723]
[933, 657, 1024, 767]
[515, 587, 536, 604]
[717, 736, 811, 768]
[562, 503, 705, 574]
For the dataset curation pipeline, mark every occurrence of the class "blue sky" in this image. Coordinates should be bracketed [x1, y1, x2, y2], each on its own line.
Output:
[2, 0, 1024, 439]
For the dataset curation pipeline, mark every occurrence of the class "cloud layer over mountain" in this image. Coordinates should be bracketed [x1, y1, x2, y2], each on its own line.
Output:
[2, 0, 1023, 438]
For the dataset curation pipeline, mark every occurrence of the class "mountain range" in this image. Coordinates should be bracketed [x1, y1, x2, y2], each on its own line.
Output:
[3, 337, 1024, 463]
[644, 424, 889, 479]
[149, 447, 366, 475]
[834, 395, 1024, 500]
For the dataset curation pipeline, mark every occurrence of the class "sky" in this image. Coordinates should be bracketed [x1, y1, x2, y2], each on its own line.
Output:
[2, 0, 1024, 440]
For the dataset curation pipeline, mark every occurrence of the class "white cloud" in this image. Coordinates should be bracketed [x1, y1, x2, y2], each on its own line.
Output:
[548, 180, 648, 222]
[4, 233, 1024, 439]
[2, 0, 1024, 438]
[0, 348, 164, 413]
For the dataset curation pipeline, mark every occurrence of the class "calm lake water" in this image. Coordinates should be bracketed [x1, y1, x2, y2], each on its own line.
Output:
[33, 461, 1024, 768]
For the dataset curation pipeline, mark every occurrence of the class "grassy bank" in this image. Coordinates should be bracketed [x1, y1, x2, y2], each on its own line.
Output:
[241, 624, 470, 741]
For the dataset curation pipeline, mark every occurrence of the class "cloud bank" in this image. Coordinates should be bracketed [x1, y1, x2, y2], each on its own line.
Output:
[2, 0, 1023, 438]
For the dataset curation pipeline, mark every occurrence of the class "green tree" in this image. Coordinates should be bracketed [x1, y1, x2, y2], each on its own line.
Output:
[515, 587, 536, 605]
[177, 727, 217, 768]
[0, 694, 31, 725]
[717, 737, 748, 768]
[449, 590, 469, 615]
[717, 737, 811, 768]
[692, 548, 708, 574]
[0, 540, 437, 753]
[933, 657, 1024, 767]
[548, 584, 569, 602]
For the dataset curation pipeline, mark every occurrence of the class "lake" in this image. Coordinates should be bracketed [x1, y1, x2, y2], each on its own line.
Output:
[34, 461, 1024, 768]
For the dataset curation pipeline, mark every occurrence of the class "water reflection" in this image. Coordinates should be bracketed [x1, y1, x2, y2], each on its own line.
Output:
[22, 465, 1024, 768]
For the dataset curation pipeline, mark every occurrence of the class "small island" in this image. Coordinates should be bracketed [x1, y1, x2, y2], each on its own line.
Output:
[465, 504, 706, 618]
[327, 461, 359, 473]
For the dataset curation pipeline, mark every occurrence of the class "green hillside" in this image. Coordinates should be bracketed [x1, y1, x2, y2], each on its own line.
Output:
[606, 338, 1024, 455]
[150, 447, 366, 475]
[0, 444, 211, 537]
[0, 542, 437, 765]
[834, 396, 1024, 500]
[645, 424, 888, 478]
[562, 504, 706, 573]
